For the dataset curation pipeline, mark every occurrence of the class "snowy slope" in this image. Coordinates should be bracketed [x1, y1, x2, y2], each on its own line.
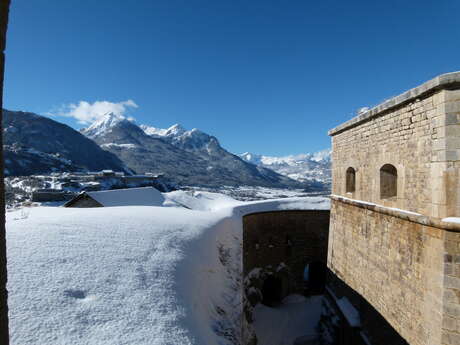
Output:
[239, 149, 331, 185]
[7, 195, 329, 345]
[163, 190, 243, 210]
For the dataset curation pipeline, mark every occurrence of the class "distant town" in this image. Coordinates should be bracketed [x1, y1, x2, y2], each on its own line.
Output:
[5, 170, 171, 208]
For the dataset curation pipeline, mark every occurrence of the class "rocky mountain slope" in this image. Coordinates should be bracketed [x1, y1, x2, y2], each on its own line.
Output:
[3, 110, 130, 176]
[239, 149, 331, 185]
[82, 114, 301, 188]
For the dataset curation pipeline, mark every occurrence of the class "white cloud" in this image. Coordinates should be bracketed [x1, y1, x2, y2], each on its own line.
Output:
[53, 100, 138, 124]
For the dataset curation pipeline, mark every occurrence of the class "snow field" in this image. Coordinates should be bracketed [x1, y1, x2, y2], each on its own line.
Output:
[7, 193, 330, 345]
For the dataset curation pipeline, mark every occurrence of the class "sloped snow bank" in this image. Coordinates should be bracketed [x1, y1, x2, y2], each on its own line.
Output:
[162, 190, 243, 211]
[7, 195, 329, 345]
[7, 206, 228, 345]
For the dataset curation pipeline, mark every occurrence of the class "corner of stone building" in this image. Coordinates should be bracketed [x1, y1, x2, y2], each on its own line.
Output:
[431, 89, 460, 219]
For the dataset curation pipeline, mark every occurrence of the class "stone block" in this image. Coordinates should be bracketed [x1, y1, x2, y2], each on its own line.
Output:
[446, 125, 460, 137]
[446, 151, 459, 161]
[445, 101, 460, 114]
[443, 288, 460, 303]
[444, 301, 460, 318]
[442, 315, 457, 331]
[441, 330, 460, 345]
[445, 113, 460, 125]
[444, 89, 460, 102]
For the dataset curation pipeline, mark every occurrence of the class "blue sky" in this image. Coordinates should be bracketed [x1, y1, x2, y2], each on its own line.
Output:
[4, 0, 460, 156]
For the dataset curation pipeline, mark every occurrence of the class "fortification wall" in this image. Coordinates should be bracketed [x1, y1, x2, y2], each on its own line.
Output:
[242, 210, 330, 345]
[243, 210, 329, 294]
[328, 73, 460, 345]
[328, 199, 446, 345]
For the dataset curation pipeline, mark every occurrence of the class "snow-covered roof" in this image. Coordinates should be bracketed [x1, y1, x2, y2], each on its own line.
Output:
[86, 187, 165, 207]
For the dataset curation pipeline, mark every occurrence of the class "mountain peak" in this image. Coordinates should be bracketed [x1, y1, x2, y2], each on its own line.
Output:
[165, 124, 186, 137]
[140, 123, 186, 138]
[82, 113, 131, 138]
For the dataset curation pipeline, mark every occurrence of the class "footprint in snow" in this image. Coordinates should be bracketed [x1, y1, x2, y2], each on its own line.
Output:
[63, 289, 87, 299]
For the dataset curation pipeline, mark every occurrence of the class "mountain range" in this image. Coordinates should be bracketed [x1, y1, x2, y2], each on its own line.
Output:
[81, 113, 302, 188]
[3, 109, 331, 190]
[239, 150, 331, 185]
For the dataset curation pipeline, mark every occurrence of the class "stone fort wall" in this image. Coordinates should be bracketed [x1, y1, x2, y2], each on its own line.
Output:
[243, 210, 330, 292]
[328, 198, 446, 345]
[328, 72, 460, 345]
[242, 210, 330, 345]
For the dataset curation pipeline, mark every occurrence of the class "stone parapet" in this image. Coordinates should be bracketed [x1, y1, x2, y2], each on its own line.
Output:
[330, 195, 460, 232]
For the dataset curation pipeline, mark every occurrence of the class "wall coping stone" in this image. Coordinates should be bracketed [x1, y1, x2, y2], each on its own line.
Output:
[328, 71, 460, 136]
[330, 194, 460, 232]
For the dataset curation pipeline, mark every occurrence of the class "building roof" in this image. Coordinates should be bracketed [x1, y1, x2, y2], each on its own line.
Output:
[84, 187, 165, 207]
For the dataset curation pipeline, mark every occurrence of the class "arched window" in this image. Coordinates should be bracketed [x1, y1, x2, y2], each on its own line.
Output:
[346, 167, 356, 193]
[380, 164, 397, 199]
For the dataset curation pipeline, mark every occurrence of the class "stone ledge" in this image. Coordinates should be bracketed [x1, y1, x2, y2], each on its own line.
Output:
[330, 194, 460, 232]
[328, 71, 460, 136]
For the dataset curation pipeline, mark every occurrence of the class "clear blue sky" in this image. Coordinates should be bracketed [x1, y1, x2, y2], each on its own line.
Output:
[4, 0, 460, 156]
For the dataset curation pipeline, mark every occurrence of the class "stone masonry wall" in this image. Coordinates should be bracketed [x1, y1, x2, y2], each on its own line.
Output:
[328, 74, 460, 344]
[330, 87, 460, 219]
[242, 210, 330, 345]
[443, 229, 460, 345]
[243, 210, 330, 294]
[328, 199, 445, 345]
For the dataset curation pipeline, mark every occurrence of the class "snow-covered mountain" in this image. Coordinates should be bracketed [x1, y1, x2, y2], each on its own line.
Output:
[82, 114, 303, 188]
[3, 110, 130, 176]
[141, 124, 228, 158]
[140, 123, 186, 138]
[81, 112, 133, 138]
[239, 149, 331, 185]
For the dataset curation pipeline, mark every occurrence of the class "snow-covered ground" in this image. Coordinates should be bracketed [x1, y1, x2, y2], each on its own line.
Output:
[184, 185, 329, 202]
[253, 295, 322, 345]
[6, 191, 329, 345]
